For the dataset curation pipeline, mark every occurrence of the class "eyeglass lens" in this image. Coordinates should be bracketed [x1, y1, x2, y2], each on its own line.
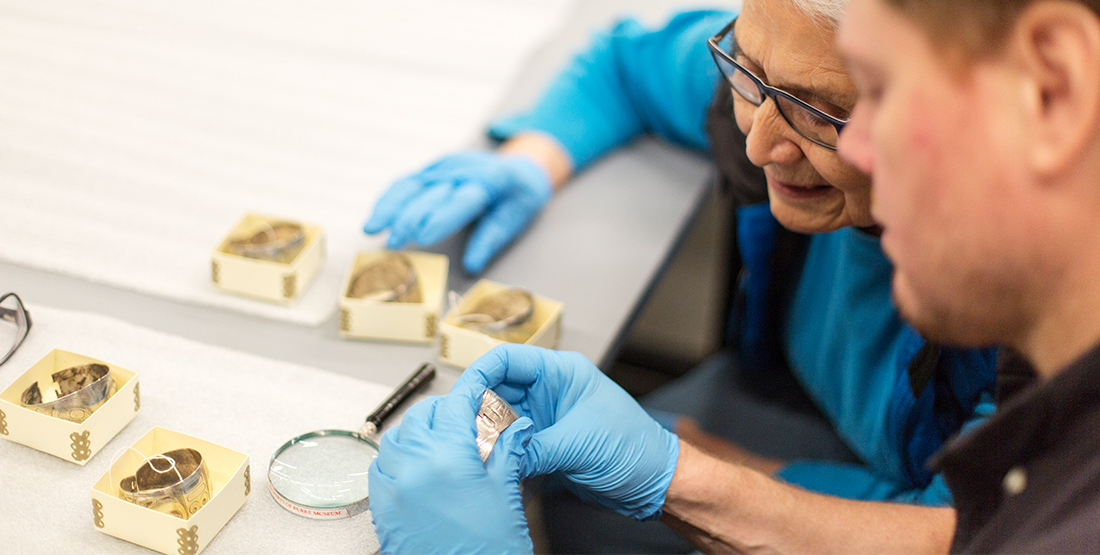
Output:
[713, 30, 841, 148]
[0, 293, 30, 366]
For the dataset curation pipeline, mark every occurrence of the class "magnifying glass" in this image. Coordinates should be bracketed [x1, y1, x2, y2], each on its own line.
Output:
[268, 363, 436, 519]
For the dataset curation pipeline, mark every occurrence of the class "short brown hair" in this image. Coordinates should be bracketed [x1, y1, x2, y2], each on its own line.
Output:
[883, 0, 1100, 56]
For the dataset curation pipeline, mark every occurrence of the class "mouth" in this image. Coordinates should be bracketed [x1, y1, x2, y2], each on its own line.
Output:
[767, 177, 834, 201]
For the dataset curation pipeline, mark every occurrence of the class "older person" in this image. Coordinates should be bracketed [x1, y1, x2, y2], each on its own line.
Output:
[837, 0, 1100, 551]
[366, 0, 997, 553]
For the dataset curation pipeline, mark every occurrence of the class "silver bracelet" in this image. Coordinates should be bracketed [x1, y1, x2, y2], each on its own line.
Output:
[118, 448, 212, 520]
[347, 252, 421, 303]
[20, 363, 117, 423]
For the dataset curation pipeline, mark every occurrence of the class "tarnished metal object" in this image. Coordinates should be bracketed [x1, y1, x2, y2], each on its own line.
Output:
[347, 253, 421, 303]
[476, 388, 519, 462]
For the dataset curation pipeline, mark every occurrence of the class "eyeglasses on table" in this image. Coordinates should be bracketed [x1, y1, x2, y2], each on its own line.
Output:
[0, 292, 32, 367]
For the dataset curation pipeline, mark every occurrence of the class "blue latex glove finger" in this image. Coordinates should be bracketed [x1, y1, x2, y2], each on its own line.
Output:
[461, 157, 552, 274]
[413, 154, 479, 181]
[416, 182, 494, 246]
[456, 344, 680, 521]
[431, 380, 485, 438]
[386, 394, 442, 445]
[387, 182, 454, 248]
[363, 175, 428, 234]
[457, 342, 547, 390]
[362, 151, 552, 273]
[367, 156, 469, 238]
[368, 379, 535, 554]
[397, 393, 442, 426]
[487, 414, 535, 469]
[492, 383, 528, 406]
[375, 396, 442, 478]
[365, 152, 475, 238]
[463, 198, 532, 274]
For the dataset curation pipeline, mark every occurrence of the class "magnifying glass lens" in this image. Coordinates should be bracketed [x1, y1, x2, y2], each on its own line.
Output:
[269, 434, 378, 508]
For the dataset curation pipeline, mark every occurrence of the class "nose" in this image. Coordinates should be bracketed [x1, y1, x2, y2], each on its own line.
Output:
[742, 97, 806, 169]
[838, 102, 875, 176]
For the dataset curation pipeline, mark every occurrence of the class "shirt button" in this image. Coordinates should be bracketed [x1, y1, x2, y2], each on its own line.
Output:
[1003, 466, 1027, 495]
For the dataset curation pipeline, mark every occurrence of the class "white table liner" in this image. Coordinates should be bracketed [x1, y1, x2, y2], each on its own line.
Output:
[0, 304, 410, 554]
[0, 0, 576, 325]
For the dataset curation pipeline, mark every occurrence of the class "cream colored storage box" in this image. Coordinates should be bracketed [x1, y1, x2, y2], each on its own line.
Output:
[438, 279, 563, 368]
[338, 251, 449, 344]
[91, 427, 250, 555]
[0, 349, 139, 465]
[211, 213, 325, 304]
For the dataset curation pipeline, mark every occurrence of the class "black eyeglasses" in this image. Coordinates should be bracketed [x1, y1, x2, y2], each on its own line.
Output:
[0, 292, 32, 367]
[707, 19, 848, 150]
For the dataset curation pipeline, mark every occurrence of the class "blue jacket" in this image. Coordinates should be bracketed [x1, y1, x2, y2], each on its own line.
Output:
[734, 203, 997, 503]
[489, 9, 997, 505]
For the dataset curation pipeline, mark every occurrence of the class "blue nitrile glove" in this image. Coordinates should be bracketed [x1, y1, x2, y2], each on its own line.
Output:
[362, 151, 553, 274]
[368, 384, 537, 554]
[457, 344, 680, 521]
[644, 408, 681, 433]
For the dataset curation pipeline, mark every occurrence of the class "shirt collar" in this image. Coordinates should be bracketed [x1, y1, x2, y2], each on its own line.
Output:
[932, 339, 1100, 479]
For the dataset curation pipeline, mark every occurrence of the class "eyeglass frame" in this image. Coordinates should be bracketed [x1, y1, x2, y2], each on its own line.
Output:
[707, 19, 848, 151]
[0, 292, 32, 367]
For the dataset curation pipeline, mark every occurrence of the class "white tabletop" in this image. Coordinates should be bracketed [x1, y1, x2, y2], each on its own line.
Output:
[0, 1, 717, 553]
[1, 0, 714, 397]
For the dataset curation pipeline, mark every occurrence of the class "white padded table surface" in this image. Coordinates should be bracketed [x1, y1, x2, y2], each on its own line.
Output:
[0, 305, 403, 554]
[0, 1, 718, 552]
[0, 0, 578, 325]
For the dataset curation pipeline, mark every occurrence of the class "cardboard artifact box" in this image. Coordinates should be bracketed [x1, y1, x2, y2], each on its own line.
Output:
[0, 349, 139, 466]
[438, 279, 563, 368]
[338, 251, 449, 344]
[211, 213, 325, 304]
[91, 427, 250, 555]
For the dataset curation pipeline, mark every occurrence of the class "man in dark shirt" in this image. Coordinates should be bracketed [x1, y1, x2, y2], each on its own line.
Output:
[837, 0, 1100, 552]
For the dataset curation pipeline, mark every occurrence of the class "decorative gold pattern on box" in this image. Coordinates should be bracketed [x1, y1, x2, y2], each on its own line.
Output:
[0, 408, 8, 435]
[134, 382, 141, 412]
[440, 334, 450, 359]
[424, 314, 437, 338]
[211, 260, 220, 284]
[92, 498, 105, 528]
[282, 274, 296, 299]
[177, 525, 199, 555]
[340, 308, 351, 332]
[70, 430, 92, 461]
[244, 465, 251, 496]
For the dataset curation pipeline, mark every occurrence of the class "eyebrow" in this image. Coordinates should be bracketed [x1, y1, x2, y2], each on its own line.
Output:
[733, 35, 855, 112]
[780, 81, 853, 113]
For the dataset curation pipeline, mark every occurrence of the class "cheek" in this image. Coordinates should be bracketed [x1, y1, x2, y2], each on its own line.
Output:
[805, 151, 874, 221]
[872, 93, 951, 227]
[870, 95, 957, 282]
[877, 91, 1007, 301]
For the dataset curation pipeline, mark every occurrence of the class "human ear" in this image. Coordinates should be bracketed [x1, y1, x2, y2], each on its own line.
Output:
[1013, 1, 1100, 176]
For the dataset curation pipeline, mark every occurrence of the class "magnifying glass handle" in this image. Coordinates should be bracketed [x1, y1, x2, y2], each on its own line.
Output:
[360, 363, 436, 436]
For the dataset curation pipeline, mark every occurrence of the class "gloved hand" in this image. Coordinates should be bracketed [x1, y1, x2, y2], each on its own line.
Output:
[644, 408, 682, 433]
[368, 383, 536, 554]
[362, 151, 553, 274]
[457, 344, 680, 521]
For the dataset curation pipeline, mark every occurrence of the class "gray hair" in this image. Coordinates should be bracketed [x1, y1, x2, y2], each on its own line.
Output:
[787, 0, 850, 29]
